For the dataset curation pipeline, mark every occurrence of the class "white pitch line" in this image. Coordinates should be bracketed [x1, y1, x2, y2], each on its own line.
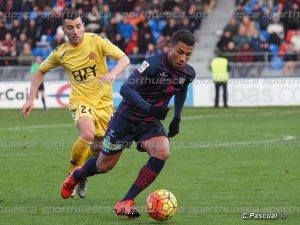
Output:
[0, 124, 73, 132]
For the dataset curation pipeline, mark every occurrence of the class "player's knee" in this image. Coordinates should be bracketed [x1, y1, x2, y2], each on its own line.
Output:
[155, 148, 169, 161]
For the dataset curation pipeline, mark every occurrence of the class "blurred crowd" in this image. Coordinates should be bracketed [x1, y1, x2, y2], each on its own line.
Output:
[0, 0, 215, 67]
[217, 0, 300, 76]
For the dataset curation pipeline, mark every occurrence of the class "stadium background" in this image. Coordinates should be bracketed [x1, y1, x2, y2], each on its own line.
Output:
[0, 0, 299, 225]
[0, 0, 300, 108]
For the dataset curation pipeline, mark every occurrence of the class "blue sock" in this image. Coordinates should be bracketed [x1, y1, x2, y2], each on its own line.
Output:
[122, 157, 165, 200]
[73, 157, 98, 181]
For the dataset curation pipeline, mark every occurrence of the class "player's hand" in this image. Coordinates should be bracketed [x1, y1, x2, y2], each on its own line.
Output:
[22, 100, 34, 117]
[149, 106, 169, 120]
[168, 118, 181, 137]
[100, 72, 117, 83]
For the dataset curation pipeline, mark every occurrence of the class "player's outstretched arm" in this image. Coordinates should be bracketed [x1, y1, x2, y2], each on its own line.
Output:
[120, 72, 151, 112]
[120, 72, 169, 120]
[168, 89, 188, 137]
[101, 55, 130, 83]
[22, 69, 46, 117]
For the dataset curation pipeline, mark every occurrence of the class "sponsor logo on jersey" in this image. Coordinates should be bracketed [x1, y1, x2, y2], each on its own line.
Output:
[137, 61, 150, 73]
[71, 65, 97, 82]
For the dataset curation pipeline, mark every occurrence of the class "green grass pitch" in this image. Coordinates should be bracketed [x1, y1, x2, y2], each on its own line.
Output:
[0, 107, 299, 225]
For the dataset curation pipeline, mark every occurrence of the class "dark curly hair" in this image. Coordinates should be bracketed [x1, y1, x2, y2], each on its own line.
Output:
[170, 29, 195, 46]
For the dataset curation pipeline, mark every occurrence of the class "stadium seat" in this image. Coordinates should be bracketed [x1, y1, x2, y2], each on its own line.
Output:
[32, 48, 43, 57]
[278, 42, 288, 57]
[245, 5, 254, 13]
[259, 30, 269, 42]
[261, 3, 268, 12]
[269, 44, 279, 56]
[245, 0, 259, 13]
[40, 34, 53, 45]
[269, 56, 284, 70]
[285, 30, 296, 43]
[43, 47, 52, 60]
[149, 19, 166, 43]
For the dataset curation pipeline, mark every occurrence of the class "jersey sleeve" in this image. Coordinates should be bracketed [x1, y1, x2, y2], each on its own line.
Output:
[39, 50, 60, 74]
[184, 66, 196, 87]
[120, 72, 152, 112]
[97, 35, 125, 60]
[189, 66, 196, 81]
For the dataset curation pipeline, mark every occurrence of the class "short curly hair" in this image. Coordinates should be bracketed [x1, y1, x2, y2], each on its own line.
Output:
[171, 29, 195, 46]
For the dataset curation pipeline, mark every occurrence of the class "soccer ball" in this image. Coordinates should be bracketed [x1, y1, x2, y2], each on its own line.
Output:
[146, 189, 178, 221]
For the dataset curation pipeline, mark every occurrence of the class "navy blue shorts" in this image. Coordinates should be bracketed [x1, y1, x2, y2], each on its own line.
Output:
[101, 112, 168, 155]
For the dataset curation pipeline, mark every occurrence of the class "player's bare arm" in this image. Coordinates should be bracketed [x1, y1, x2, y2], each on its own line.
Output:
[101, 55, 130, 82]
[22, 69, 46, 117]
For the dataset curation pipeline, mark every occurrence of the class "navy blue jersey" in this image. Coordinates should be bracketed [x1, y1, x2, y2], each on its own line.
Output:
[117, 53, 196, 123]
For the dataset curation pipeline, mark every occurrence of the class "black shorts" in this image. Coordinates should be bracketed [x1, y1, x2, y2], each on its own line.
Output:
[101, 112, 168, 155]
[38, 83, 44, 91]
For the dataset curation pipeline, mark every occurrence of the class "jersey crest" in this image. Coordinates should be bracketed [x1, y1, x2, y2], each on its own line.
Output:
[89, 52, 96, 60]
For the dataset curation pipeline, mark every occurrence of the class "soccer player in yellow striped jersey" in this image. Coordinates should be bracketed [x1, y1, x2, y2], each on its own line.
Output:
[22, 8, 130, 198]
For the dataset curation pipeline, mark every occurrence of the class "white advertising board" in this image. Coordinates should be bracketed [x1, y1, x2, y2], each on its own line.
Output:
[193, 78, 300, 107]
[1, 78, 300, 108]
[0, 81, 70, 108]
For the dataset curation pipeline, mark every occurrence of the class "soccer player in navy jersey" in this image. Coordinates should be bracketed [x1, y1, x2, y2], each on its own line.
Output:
[61, 29, 196, 219]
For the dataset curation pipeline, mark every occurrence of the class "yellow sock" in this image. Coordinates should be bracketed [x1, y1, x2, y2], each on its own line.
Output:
[69, 137, 92, 173]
